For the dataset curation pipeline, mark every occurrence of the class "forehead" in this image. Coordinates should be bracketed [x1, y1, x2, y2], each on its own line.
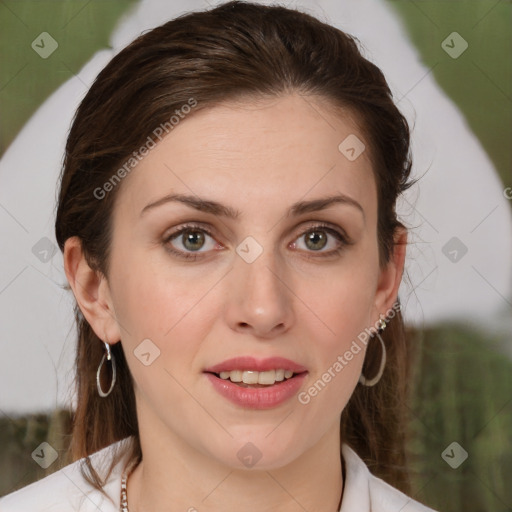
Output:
[113, 93, 377, 224]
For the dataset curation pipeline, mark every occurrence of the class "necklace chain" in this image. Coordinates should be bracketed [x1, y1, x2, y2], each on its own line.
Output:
[120, 459, 139, 512]
[120, 472, 129, 512]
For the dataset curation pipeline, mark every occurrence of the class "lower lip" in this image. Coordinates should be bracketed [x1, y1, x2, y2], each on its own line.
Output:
[204, 372, 308, 410]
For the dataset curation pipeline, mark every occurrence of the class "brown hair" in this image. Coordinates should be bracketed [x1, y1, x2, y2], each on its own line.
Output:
[55, 0, 416, 502]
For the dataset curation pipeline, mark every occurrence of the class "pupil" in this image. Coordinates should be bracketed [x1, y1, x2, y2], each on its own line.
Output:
[306, 231, 327, 250]
[183, 230, 205, 251]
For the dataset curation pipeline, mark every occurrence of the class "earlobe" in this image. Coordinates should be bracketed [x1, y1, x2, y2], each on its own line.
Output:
[373, 227, 408, 320]
[63, 236, 120, 343]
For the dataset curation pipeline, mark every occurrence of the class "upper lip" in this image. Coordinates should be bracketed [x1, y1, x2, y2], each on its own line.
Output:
[204, 356, 307, 374]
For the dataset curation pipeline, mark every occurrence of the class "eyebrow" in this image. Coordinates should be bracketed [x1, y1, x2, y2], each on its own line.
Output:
[140, 192, 365, 223]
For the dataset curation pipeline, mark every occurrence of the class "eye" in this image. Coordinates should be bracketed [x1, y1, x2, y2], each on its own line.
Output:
[291, 223, 350, 257]
[163, 224, 220, 260]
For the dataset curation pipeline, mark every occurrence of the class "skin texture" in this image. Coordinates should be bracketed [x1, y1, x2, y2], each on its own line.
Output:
[64, 93, 407, 512]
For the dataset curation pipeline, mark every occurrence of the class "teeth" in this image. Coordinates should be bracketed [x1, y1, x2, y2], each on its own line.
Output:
[243, 370, 259, 385]
[218, 369, 296, 385]
[257, 370, 275, 385]
[228, 370, 243, 382]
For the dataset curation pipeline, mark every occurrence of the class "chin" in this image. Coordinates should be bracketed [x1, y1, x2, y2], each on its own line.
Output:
[208, 433, 304, 471]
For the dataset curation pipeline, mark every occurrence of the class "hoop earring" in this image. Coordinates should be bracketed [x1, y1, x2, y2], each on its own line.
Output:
[97, 340, 117, 398]
[359, 315, 387, 387]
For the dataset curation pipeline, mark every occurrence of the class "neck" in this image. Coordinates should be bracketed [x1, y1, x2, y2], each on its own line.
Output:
[126, 411, 343, 512]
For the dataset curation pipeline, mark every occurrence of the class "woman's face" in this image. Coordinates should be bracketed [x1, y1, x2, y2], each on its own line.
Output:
[84, 93, 403, 469]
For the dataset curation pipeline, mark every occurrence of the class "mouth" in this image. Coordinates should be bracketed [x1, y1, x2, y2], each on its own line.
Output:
[205, 369, 307, 388]
[203, 365, 309, 409]
[203, 356, 308, 389]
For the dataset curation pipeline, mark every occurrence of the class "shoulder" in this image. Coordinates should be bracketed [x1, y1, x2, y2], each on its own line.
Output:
[341, 444, 438, 512]
[0, 437, 133, 512]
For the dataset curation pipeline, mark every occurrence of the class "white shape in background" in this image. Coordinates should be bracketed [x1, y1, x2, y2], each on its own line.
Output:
[0, 0, 510, 414]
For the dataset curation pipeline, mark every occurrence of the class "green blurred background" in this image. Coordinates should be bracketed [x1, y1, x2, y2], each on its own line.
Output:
[0, 1, 510, 511]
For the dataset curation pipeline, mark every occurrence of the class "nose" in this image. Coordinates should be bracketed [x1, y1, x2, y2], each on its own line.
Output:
[224, 246, 295, 339]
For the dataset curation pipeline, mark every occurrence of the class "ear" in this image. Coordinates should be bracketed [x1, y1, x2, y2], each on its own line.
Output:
[63, 236, 121, 344]
[371, 226, 408, 323]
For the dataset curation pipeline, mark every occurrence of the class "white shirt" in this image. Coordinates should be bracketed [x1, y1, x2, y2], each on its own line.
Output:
[0, 436, 437, 511]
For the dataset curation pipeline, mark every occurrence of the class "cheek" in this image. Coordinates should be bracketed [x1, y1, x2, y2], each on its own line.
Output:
[108, 251, 218, 401]
[296, 285, 371, 421]
[109, 245, 219, 340]
[302, 248, 378, 347]
[295, 245, 378, 405]
[304, 280, 370, 385]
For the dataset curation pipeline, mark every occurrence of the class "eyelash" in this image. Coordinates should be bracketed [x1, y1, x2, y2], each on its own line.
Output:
[163, 222, 351, 261]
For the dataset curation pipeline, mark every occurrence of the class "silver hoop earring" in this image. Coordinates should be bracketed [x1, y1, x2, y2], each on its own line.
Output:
[97, 341, 117, 398]
[359, 316, 387, 387]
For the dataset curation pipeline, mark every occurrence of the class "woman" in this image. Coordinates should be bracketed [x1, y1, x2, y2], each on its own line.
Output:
[0, 1, 437, 511]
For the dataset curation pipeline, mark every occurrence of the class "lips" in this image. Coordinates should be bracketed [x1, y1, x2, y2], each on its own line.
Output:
[203, 356, 307, 374]
[205, 371, 308, 409]
[203, 356, 308, 409]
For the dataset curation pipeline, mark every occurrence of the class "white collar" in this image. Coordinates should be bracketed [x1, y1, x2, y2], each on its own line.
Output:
[107, 437, 433, 512]
[0, 435, 434, 511]
[339, 443, 371, 511]
[340, 444, 435, 511]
